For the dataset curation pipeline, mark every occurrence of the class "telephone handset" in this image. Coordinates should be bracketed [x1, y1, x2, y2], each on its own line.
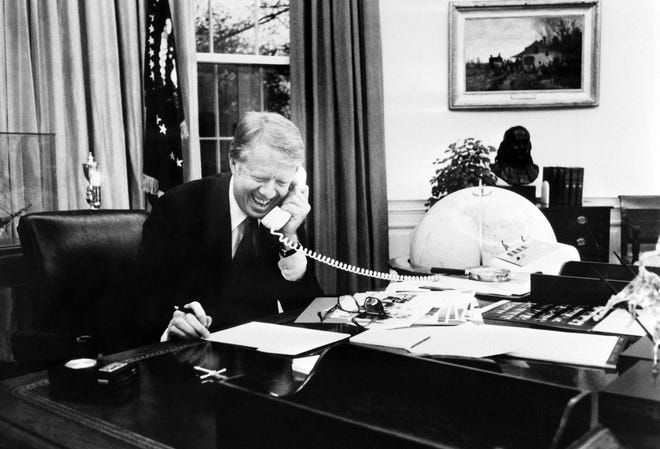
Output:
[261, 167, 441, 282]
[260, 167, 308, 231]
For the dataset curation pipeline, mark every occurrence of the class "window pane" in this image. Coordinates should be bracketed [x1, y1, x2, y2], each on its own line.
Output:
[200, 139, 234, 176]
[200, 139, 232, 176]
[211, 0, 257, 55]
[197, 64, 218, 137]
[194, 0, 210, 52]
[197, 63, 291, 140]
[200, 139, 218, 176]
[258, 0, 290, 56]
[219, 140, 232, 173]
[263, 65, 290, 117]
[217, 66, 240, 136]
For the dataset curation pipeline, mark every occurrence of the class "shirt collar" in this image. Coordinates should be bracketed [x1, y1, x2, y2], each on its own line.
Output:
[229, 175, 248, 232]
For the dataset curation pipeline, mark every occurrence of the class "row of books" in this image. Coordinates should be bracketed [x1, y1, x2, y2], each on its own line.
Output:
[542, 166, 584, 206]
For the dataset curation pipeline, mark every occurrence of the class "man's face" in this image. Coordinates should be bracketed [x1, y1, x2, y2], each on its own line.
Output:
[230, 144, 299, 218]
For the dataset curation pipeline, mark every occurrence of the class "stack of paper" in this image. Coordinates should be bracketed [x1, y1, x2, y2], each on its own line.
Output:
[350, 323, 625, 369]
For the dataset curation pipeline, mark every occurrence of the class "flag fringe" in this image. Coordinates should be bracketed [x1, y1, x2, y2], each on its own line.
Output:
[142, 174, 160, 195]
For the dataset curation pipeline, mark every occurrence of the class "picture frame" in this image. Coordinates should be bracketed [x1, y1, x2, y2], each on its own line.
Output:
[449, 0, 600, 109]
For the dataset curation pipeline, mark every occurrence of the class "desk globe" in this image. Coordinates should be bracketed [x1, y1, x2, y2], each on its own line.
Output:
[410, 186, 556, 269]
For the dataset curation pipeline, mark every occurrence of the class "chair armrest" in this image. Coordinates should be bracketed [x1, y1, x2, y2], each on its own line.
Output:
[11, 330, 78, 369]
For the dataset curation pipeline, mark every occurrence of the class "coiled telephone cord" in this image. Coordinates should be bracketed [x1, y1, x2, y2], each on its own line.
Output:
[270, 229, 440, 282]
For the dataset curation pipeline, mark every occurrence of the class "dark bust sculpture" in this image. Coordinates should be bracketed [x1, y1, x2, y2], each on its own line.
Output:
[490, 126, 539, 186]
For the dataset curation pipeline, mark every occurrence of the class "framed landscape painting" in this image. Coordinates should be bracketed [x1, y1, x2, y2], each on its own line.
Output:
[449, 0, 600, 109]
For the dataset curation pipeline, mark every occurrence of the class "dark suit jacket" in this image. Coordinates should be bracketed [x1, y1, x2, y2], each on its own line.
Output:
[135, 172, 322, 341]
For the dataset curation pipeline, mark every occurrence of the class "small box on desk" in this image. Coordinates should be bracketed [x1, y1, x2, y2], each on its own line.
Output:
[599, 360, 660, 448]
[530, 272, 628, 306]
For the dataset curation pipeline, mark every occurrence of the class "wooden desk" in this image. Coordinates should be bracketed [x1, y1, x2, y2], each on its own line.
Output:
[0, 328, 657, 448]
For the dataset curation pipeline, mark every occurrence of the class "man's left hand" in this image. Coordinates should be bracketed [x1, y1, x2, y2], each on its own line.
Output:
[279, 184, 310, 238]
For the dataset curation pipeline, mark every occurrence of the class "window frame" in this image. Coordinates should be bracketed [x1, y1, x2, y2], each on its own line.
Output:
[195, 0, 291, 174]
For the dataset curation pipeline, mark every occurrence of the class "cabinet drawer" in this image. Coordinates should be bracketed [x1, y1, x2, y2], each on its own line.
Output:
[541, 206, 611, 262]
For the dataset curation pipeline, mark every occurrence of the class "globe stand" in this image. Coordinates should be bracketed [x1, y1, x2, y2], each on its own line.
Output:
[472, 181, 494, 267]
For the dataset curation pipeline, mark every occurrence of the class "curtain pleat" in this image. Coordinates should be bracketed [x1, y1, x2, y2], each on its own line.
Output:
[0, 1, 5, 130]
[116, 0, 146, 209]
[290, 0, 389, 295]
[3, 0, 40, 216]
[82, 1, 130, 209]
[171, 0, 201, 183]
[58, 0, 93, 209]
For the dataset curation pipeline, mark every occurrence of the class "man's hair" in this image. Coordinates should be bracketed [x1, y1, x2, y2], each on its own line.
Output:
[229, 112, 304, 165]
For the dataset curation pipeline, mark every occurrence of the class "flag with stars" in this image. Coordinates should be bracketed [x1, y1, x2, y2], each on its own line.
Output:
[142, 0, 186, 196]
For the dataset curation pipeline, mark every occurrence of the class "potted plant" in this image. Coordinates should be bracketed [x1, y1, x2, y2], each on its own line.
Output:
[427, 137, 497, 208]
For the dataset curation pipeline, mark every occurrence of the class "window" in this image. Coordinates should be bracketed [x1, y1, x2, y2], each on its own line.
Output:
[194, 0, 290, 176]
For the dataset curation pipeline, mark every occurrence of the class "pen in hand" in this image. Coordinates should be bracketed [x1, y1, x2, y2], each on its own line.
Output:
[174, 305, 212, 329]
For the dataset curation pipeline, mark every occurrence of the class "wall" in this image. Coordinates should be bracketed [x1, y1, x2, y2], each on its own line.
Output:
[380, 0, 660, 259]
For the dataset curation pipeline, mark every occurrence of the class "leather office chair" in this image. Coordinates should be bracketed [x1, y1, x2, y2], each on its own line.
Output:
[618, 195, 660, 264]
[11, 210, 149, 373]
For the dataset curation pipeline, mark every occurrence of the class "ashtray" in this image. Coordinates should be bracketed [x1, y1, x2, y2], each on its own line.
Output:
[467, 267, 511, 282]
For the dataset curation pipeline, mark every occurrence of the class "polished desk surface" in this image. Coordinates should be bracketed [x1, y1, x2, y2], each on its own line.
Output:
[1, 341, 226, 449]
[0, 322, 656, 449]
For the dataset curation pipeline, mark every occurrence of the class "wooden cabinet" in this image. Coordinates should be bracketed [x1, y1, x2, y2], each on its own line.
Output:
[540, 206, 611, 262]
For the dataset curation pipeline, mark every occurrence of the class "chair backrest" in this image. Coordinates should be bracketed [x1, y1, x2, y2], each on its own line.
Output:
[618, 195, 660, 263]
[17, 210, 149, 352]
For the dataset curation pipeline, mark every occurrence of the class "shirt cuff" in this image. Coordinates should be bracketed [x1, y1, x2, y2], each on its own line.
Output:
[278, 249, 307, 281]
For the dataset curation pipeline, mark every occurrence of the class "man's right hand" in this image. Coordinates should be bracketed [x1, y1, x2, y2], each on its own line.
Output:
[165, 301, 212, 340]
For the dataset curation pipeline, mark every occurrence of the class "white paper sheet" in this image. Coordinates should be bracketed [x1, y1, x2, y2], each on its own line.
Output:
[410, 323, 522, 358]
[205, 322, 350, 356]
[351, 323, 519, 357]
[496, 325, 623, 369]
[591, 308, 648, 336]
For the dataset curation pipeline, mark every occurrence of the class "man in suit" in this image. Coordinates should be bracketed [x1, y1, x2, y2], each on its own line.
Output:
[137, 112, 322, 341]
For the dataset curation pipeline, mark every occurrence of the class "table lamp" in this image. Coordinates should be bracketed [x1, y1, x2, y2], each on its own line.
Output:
[82, 152, 101, 209]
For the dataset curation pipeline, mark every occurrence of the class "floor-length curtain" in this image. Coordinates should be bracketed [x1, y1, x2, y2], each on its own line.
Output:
[1, 0, 199, 210]
[290, 0, 389, 295]
[1, 0, 143, 210]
